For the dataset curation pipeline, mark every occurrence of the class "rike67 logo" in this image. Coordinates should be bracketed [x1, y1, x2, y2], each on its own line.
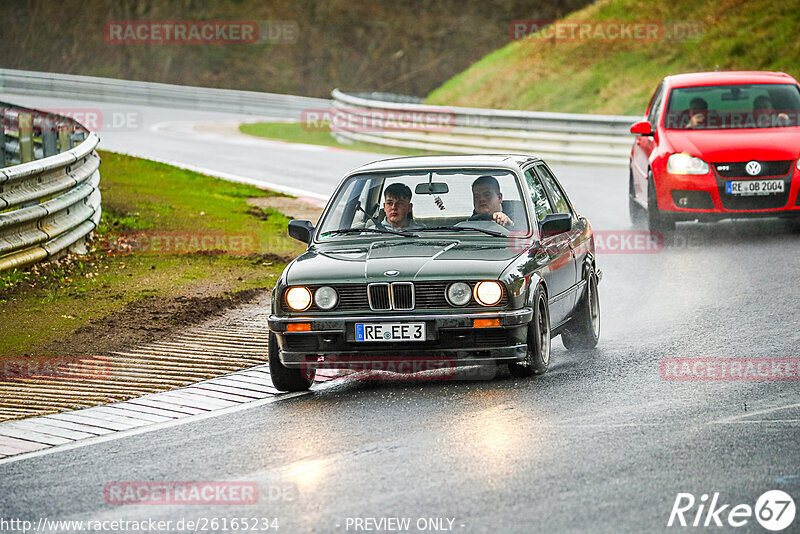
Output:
[668, 490, 796, 531]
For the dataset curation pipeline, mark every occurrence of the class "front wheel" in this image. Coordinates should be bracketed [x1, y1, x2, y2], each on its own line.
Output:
[268, 331, 315, 392]
[509, 285, 551, 377]
[561, 269, 600, 350]
[646, 170, 675, 234]
[628, 169, 646, 226]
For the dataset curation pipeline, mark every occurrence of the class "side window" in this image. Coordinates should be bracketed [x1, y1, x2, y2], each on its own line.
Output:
[647, 82, 664, 125]
[535, 165, 573, 216]
[524, 168, 554, 222]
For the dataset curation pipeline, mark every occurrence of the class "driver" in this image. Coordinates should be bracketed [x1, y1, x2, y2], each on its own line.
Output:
[470, 175, 514, 227]
[753, 95, 790, 125]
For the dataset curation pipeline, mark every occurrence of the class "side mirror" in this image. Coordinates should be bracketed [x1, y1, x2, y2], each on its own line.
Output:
[630, 120, 653, 136]
[540, 213, 572, 237]
[288, 220, 315, 244]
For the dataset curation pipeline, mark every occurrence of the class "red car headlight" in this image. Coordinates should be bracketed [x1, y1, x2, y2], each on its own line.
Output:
[667, 153, 710, 175]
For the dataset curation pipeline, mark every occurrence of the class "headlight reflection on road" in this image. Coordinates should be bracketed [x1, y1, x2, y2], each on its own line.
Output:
[281, 457, 332, 492]
[448, 401, 553, 484]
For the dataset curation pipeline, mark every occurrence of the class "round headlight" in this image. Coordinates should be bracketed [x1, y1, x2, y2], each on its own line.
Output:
[314, 286, 338, 310]
[447, 282, 472, 306]
[474, 281, 503, 306]
[285, 286, 312, 311]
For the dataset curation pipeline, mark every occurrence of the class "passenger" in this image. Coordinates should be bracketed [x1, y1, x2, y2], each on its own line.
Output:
[381, 183, 423, 230]
[753, 95, 790, 125]
[470, 175, 514, 227]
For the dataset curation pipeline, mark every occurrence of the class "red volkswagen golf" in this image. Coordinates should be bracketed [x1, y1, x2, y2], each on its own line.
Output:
[629, 71, 800, 232]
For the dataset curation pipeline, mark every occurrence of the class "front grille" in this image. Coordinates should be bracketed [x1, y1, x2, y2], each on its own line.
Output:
[714, 160, 792, 178]
[391, 282, 414, 310]
[714, 161, 793, 211]
[282, 281, 507, 313]
[717, 178, 791, 210]
[338, 285, 368, 309]
[368, 283, 392, 310]
[367, 282, 415, 311]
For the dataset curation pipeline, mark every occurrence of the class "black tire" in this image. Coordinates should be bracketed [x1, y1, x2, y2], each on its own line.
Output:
[561, 269, 600, 350]
[628, 169, 646, 226]
[268, 331, 315, 392]
[646, 170, 675, 234]
[785, 218, 800, 233]
[509, 285, 551, 377]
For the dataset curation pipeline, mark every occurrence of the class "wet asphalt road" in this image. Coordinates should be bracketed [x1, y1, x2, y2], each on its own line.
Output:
[0, 94, 799, 533]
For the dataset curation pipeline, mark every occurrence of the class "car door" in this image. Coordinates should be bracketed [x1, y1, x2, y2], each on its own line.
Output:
[631, 82, 664, 202]
[534, 163, 581, 325]
[523, 166, 573, 327]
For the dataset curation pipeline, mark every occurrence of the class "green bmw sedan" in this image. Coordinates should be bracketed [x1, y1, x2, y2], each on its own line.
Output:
[267, 154, 601, 391]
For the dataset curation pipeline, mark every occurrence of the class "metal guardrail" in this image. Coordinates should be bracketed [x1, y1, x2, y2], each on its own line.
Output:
[0, 68, 330, 118]
[0, 102, 101, 271]
[331, 89, 639, 166]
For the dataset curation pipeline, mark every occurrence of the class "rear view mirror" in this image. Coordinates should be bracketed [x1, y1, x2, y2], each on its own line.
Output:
[415, 182, 449, 195]
[630, 120, 653, 135]
[540, 213, 572, 237]
[288, 220, 315, 244]
[721, 88, 749, 101]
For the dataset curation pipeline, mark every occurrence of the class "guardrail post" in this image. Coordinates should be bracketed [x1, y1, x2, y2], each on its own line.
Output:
[71, 131, 86, 147]
[0, 108, 6, 167]
[41, 114, 58, 157]
[58, 123, 73, 151]
[18, 112, 34, 163]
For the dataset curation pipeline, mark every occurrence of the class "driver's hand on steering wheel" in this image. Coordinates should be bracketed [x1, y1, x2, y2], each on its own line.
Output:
[492, 211, 513, 227]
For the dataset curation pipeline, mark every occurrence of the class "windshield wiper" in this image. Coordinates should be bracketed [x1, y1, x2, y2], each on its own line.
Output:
[321, 227, 418, 238]
[417, 226, 509, 238]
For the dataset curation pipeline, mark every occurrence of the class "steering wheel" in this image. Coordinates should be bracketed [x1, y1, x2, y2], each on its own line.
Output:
[469, 212, 493, 222]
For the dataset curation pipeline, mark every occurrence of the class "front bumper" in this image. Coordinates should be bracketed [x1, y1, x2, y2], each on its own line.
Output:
[268, 308, 532, 369]
[655, 168, 800, 217]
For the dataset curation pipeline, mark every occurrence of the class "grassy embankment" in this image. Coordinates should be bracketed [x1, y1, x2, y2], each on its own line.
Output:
[426, 0, 800, 115]
[0, 151, 303, 357]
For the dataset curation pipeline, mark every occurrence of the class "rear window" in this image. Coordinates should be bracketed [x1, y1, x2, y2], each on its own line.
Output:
[663, 83, 800, 129]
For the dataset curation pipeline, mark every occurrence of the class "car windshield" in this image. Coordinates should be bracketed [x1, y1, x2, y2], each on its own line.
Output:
[317, 168, 530, 240]
[663, 83, 800, 129]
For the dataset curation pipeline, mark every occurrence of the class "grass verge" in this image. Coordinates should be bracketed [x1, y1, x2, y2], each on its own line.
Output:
[0, 150, 305, 357]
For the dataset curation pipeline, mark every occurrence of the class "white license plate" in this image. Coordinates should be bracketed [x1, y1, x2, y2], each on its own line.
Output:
[726, 179, 784, 196]
[355, 323, 426, 342]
